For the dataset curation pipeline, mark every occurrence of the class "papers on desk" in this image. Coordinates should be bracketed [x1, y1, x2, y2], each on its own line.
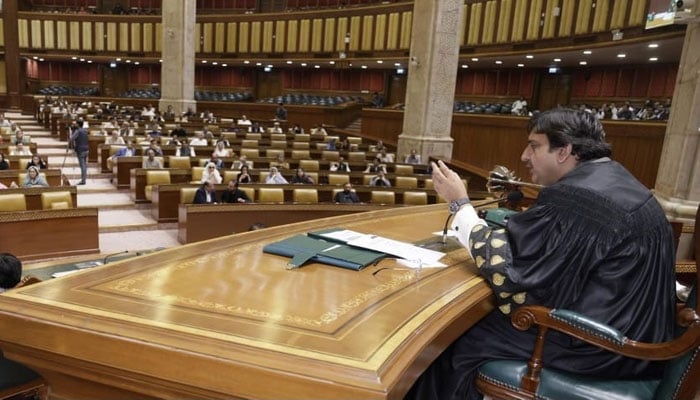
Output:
[309, 229, 447, 268]
[51, 261, 104, 278]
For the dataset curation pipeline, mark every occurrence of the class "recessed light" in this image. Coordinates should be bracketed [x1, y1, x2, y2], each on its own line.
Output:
[394, 63, 401, 66]
[553, 58, 561, 62]
[255, 62, 262, 66]
[495, 60, 503, 64]
[39, 58, 44, 62]
[617, 54, 626, 58]
[583, 50, 592, 55]
[286, 60, 293, 64]
[649, 57, 659, 62]
[471, 57, 479, 62]
[376, 60, 383, 64]
[300, 63, 307, 67]
[314, 65, 320, 69]
[125, 59, 131, 63]
[329, 61, 335, 65]
[579, 61, 587, 65]
[87, 60, 93, 63]
[243, 60, 250, 64]
[361, 65, 368, 69]
[158, 59, 162, 63]
[525, 55, 534, 59]
[72, 56, 77, 60]
[202, 60, 208, 64]
[222, 63, 227, 67]
[461, 64, 468, 68]
[80, 58, 85, 62]
[517, 63, 524, 67]
[648, 43, 659, 48]
[212, 61, 218, 65]
[32, 56, 38, 60]
[133, 61, 139, 65]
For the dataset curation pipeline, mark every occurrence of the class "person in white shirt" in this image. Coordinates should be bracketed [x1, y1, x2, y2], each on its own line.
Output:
[10, 143, 32, 156]
[213, 142, 231, 158]
[237, 115, 252, 126]
[189, 131, 208, 146]
[329, 156, 351, 172]
[176, 142, 196, 157]
[265, 167, 289, 184]
[511, 96, 527, 115]
[268, 122, 284, 134]
[106, 130, 125, 145]
[310, 124, 328, 135]
[377, 149, 394, 163]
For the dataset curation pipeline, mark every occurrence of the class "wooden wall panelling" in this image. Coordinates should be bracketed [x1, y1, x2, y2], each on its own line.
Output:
[94, 21, 104, 51]
[541, 0, 557, 39]
[629, 0, 647, 26]
[0, 19, 4, 47]
[119, 21, 129, 51]
[349, 16, 361, 51]
[143, 22, 154, 52]
[575, 0, 593, 35]
[31, 20, 43, 48]
[335, 17, 348, 51]
[510, 0, 526, 42]
[558, 0, 575, 37]
[373, 13, 385, 50]
[525, 0, 543, 41]
[386, 12, 399, 50]
[298, 19, 310, 53]
[274, 20, 285, 53]
[600, 69, 618, 97]
[203, 22, 214, 53]
[259, 20, 271, 53]
[361, 15, 373, 51]
[81, 21, 92, 51]
[323, 18, 335, 52]
[615, 68, 633, 97]
[130, 22, 141, 52]
[56, 21, 68, 50]
[467, 2, 481, 46]
[18, 19, 29, 48]
[481, 0, 496, 44]
[309, 19, 322, 52]
[631, 67, 651, 97]
[239, 21, 249, 53]
[592, 0, 611, 32]
[154, 22, 162, 52]
[610, 0, 628, 29]
[106, 22, 117, 51]
[69, 21, 80, 50]
[496, 0, 513, 43]
[227, 22, 238, 53]
[399, 10, 412, 49]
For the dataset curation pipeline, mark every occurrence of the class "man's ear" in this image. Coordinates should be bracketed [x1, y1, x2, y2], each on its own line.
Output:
[557, 144, 573, 163]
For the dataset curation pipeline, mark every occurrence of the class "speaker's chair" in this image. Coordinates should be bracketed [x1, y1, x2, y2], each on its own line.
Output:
[144, 170, 171, 201]
[475, 206, 700, 400]
[40, 191, 73, 209]
[0, 194, 27, 212]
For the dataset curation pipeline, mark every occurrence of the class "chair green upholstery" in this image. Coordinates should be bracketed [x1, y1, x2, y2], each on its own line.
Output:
[476, 206, 700, 400]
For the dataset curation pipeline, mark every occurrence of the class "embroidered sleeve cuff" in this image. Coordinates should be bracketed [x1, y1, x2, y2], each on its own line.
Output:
[450, 204, 487, 255]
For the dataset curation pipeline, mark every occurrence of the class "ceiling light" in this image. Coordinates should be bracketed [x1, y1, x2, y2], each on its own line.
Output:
[471, 57, 479, 61]
[243, 60, 250, 64]
[648, 43, 659, 48]
[579, 61, 587, 65]
[286, 60, 293, 64]
[517, 63, 524, 67]
[617, 54, 626, 58]
[212, 61, 218, 65]
[394, 63, 401, 66]
[202, 60, 208, 64]
[461, 64, 469, 68]
[39, 58, 44, 62]
[255, 62, 262, 66]
[80, 58, 85, 62]
[158, 59, 162, 63]
[87, 60, 93, 63]
[133, 61, 139, 65]
[361, 65, 368, 69]
[32, 56, 38, 60]
[553, 58, 561, 62]
[72, 56, 77, 60]
[329, 61, 335, 65]
[525, 55, 534, 59]
[300, 63, 307, 67]
[125, 59, 131, 63]
[583, 50, 592, 55]
[495, 60, 503, 64]
[376, 60, 383, 64]
[649, 57, 659, 62]
[314, 65, 320, 69]
[222, 63, 227, 67]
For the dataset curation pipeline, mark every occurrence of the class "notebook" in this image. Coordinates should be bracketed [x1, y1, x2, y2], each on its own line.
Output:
[263, 234, 386, 270]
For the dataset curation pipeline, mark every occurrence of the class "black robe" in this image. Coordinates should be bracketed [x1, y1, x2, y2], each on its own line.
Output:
[407, 160, 676, 400]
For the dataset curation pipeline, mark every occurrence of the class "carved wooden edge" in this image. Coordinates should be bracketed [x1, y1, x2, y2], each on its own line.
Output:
[0, 207, 98, 223]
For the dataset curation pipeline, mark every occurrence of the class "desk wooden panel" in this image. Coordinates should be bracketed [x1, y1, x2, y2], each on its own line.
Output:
[152, 183, 440, 222]
[0, 205, 493, 399]
[0, 186, 78, 210]
[178, 203, 391, 243]
[0, 207, 99, 261]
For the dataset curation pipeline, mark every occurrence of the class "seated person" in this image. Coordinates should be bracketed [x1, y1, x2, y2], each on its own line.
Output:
[377, 149, 394, 163]
[265, 167, 289, 184]
[213, 142, 231, 158]
[326, 138, 337, 150]
[169, 123, 187, 139]
[289, 124, 304, 134]
[108, 140, 137, 169]
[334, 183, 361, 203]
[26, 154, 47, 170]
[10, 143, 32, 156]
[369, 170, 391, 187]
[329, 156, 351, 172]
[11, 128, 29, 145]
[268, 122, 283, 134]
[291, 167, 314, 184]
[248, 122, 264, 133]
[193, 180, 216, 204]
[207, 153, 224, 170]
[404, 149, 422, 164]
[201, 162, 223, 184]
[147, 139, 163, 156]
[230, 154, 249, 171]
[0, 153, 9, 170]
[237, 115, 252, 126]
[176, 141, 196, 157]
[189, 131, 208, 146]
[310, 124, 328, 136]
[0, 253, 22, 293]
[118, 121, 134, 137]
[364, 158, 387, 174]
[236, 165, 252, 184]
[269, 154, 290, 171]
[23, 166, 49, 187]
[106, 130, 125, 145]
[221, 180, 250, 203]
[142, 149, 162, 169]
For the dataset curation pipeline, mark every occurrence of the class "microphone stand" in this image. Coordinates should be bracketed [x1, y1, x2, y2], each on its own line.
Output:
[103, 250, 129, 265]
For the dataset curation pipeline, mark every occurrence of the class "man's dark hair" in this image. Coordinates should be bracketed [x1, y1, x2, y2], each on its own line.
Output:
[0, 253, 22, 289]
[527, 108, 612, 161]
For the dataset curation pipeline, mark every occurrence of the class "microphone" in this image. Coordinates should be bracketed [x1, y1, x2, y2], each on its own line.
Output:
[103, 250, 129, 265]
[441, 191, 524, 244]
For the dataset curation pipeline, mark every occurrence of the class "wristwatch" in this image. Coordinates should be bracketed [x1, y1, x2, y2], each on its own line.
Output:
[449, 197, 471, 214]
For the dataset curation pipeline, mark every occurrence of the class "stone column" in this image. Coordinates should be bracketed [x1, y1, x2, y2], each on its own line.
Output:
[654, 4, 700, 225]
[2, 0, 22, 109]
[397, 0, 464, 164]
[159, 0, 197, 115]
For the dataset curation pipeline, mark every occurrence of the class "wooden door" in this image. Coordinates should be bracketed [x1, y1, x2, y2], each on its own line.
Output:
[536, 73, 571, 112]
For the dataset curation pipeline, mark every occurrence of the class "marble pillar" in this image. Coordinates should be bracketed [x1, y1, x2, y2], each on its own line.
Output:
[654, 4, 700, 226]
[397, 0, 464, 164]
[159, 0, 197, 115]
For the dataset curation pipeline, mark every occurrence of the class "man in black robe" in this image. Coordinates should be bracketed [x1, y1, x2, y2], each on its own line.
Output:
[407, 108, 676, 399]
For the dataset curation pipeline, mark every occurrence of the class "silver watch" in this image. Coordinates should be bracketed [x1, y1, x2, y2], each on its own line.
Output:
[449, 197, 470, 214]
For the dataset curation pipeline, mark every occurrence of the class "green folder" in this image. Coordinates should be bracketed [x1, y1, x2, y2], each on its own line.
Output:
[263, 234, 385, 270]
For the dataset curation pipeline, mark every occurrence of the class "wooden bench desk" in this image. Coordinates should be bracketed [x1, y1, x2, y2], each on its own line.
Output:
[0, 204, 494, 399]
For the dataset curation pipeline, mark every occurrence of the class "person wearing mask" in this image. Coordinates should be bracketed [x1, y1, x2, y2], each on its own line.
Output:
[265, 167, 289, 184]
[201, 162, 223, 184]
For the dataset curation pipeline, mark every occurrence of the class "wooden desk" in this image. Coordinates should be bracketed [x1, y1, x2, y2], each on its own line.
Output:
[0, 186, 78, 210]
[0, 207, 99, 260]
[178, 203, 391, 243]
[0, 205, 493, 399]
